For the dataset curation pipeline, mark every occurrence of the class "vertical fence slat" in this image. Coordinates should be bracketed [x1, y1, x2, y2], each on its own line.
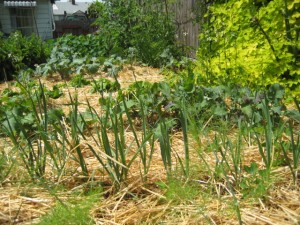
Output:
[172, 0, 200, 58]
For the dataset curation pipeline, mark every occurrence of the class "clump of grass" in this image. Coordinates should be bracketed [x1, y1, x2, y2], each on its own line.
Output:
[37, 189, 101, 225]
[37, 201, 94, 225]
[156, 178, 199, 204]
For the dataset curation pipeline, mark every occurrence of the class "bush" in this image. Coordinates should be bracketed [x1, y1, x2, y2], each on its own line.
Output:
[35, 34, 103, 78]
[0, 31, 50, 81]
[88, 0, 181, 67]
[195, 0, 300, 93]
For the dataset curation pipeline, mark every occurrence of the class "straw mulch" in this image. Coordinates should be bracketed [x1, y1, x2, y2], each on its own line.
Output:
[0, 187, 55, 225]
[0, 66, 300, 224]
[89, 133, 300, 225]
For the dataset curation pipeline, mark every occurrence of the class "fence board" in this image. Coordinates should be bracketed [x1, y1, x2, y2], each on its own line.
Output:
[171, 0, 200, 57]
[141, 0, 201, 57]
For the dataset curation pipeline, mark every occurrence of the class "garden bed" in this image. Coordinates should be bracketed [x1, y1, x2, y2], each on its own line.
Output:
[0, 65, 299, 224]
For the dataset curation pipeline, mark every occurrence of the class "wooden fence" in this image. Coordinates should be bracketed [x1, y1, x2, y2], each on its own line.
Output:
[139, 0, 202, 57]
[53, 1, 202, 57]
[171, 0, 201, 58]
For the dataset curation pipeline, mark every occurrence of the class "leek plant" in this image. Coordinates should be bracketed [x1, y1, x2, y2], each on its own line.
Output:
[155, 117, 173, 176]
[210, 129, 243, 225]
[178, 98, 189, 177]
[255, 97, 274, 173]
[281, 99, 300, 185]
[78, 93, 155, 185]
[1, 80, 64, 180]
[281, 121, 300, 185]
[67, 92, 89, 177]
[121, 93, 155, 180]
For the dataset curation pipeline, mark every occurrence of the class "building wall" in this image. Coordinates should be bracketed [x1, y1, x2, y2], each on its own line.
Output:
[0, 1, 11, 35]
[0, 0, 53, 40]
[53, 15, 64, 21]
[35, 0, 54, 39]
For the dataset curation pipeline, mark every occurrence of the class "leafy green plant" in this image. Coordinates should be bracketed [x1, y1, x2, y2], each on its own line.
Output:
[196, 0, 300, 91]
[46, 85, 64, 99]
[35, 34, 103, 79]
[89, 0, 182, 67]
[0, 80, 68, 181]
[70, 75, 91, 88]
[241, 162, 270, 198]
[1, 80, 61, 180]
[0, 31, 50, 81]
[91, 78, 120, 94]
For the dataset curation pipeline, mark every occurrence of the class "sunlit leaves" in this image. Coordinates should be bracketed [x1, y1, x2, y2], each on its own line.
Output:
[196, 0, 300, 91]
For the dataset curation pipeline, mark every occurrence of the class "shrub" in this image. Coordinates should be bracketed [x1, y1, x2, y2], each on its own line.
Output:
[35, 34, 103, 78]
[195, 0, 300, 93]
[0, 31, 50, 81]
[88, 0, 181, 67]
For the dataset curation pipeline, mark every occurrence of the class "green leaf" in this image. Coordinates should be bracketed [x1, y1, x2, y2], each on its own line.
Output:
[86, 63, 99, 74]
[286, 110, 300, 122]
[244, 162, 258, 175]
[214, 104, 227, 116]
[20, 113, 35, 126]
[241, 105, 253, 118]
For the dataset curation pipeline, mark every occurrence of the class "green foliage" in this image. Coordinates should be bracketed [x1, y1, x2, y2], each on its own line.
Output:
[0, 31, 50, 80]
[157, 179, 199, 203]
[91, 78, 120, 93]
[46, 85, 64, 99]
[0, 84, 39, 136]
[89, 0, 180, 67]
[36, 34, 102, 79]
[196, 0, 300, 93]
[37, 193, 98, 225]
[0, 79, 68, 180]
[241, 162, 270, 198]
[70, 75, 91, 88]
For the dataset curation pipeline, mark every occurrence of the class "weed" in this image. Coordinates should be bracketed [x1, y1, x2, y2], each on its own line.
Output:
[156, 178, 199, 204]
[70, 75, 90, 88]
[91, 78, 120, 94]
[37, 199, 96, 225]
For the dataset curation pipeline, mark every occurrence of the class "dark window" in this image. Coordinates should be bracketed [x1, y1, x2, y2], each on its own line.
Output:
[10, 8, 36, 36]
